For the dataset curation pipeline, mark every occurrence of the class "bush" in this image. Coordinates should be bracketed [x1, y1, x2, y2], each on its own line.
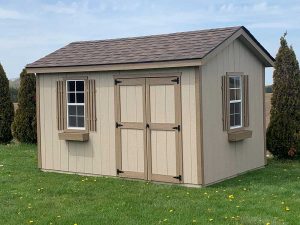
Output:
[267, 33, 300, 159]
[12, 69, 36, 143]
[0, 63, 14, 143]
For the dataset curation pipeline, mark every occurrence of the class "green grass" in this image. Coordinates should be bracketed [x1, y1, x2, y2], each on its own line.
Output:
[0, 144, 299, 225]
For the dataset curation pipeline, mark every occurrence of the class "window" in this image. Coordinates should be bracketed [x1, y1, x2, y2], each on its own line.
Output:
[229, 76, 242, 129]
[66, 80, 85, 129]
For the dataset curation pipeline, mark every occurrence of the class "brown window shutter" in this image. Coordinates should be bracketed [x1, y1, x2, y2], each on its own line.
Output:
[56, 80, 65, 130]
[242, 75, 249, 127]
[88, 80, 97, 131]
[222, 75, 229, 130]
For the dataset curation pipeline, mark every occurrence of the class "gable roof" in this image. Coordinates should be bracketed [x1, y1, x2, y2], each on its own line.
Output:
[26, 26, 274, 72]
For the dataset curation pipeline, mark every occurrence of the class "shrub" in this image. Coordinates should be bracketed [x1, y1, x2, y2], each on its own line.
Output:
[267, 33, 300, 158]
[12, 69, 36, 143]
[0, 63, 14, 143]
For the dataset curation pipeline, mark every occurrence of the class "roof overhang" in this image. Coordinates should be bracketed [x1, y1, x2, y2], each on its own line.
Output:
[201, 27, 275, 67]
[26, 59, 203, 74]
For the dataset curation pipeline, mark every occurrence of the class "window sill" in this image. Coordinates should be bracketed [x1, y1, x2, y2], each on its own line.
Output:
[228, 129, 252, 142]
[59, 132, 89, 142]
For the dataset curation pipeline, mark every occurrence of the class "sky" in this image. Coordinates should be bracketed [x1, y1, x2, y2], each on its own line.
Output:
[0, 0, 300, 84]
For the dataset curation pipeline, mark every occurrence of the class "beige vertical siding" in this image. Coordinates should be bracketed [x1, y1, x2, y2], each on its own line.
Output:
[39, 67, 198, 184]
[39, 72, 116, 176]
[202, 39, 265, 185]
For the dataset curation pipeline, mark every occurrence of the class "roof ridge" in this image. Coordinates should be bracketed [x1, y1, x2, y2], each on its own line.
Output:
[70, 26, 242, 44]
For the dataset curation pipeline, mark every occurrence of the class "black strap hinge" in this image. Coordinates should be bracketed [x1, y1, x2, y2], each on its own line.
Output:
[115, 79, 122, 85]
[173, 175, 182, 181]
[172, 125, 180, 131]
[117, 169, 124, 174]
[116, 122, 123, 128]
[171, 77, 180, 84]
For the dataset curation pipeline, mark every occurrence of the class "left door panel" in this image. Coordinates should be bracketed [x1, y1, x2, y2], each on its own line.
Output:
[115, 78, 147, 180]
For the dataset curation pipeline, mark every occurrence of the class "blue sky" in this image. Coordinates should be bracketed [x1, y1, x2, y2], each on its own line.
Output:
[0, 0, 299, 84]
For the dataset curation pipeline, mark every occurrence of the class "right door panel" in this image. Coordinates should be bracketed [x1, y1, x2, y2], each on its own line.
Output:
[147, 77, 182, 183]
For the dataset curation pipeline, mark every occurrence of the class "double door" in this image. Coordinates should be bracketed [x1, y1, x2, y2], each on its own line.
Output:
[115, 77, 182, 183]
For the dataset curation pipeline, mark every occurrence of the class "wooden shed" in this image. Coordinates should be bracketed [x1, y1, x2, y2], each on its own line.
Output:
[26, 26, 274, 186]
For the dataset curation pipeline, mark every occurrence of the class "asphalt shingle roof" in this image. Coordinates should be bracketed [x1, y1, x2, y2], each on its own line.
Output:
[27, 26, 246, 68]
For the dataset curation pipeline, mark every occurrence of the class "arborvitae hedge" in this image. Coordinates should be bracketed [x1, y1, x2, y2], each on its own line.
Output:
[267, 34, 300, 158]
[0, 63, 14, 143]
[12, 69, 36, 143]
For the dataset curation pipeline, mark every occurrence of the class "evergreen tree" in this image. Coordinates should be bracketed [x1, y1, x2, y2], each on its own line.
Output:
[267, 33, 300, 158]
[12, 69, 36, 143]
[0, 63, 14, 143]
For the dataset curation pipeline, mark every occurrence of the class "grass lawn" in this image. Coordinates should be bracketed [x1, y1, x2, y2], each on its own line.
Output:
[0, 144, 299, 225]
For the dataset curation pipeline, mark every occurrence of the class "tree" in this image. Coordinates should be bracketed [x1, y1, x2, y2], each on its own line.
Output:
[0, 63, 14, 143]
[12, 69, 36, 143]
[267, 33, 300, 159]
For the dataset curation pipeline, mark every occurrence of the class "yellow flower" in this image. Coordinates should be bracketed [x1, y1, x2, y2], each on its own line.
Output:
[285, 206, 290, 211]
[266, 223, 271, 225]
[57, 215, 61, 218]
[169, 209, 173, 213]
[29, 221, 33, 223]
[228, 194, 234, 199]
[209, 218, 213, 222]
[74, 224, 78, 225]
[192, 219, 196, 223]
[163, 218, 168, 222]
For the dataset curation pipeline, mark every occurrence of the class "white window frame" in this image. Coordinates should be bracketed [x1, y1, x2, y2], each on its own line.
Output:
[66, 80, 85, 130]
[229, 75, 243, 129]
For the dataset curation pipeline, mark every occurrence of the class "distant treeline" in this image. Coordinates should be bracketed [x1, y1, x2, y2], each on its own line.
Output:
[10, 87, 18, 103]
[265, 85, 273, 93]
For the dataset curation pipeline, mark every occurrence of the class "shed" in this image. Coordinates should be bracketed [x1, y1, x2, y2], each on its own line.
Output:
[26, 26, 274, 186]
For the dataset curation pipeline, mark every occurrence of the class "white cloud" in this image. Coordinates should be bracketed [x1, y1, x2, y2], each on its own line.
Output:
[0, 7, 24, 19]
[42, 1, 88, 15]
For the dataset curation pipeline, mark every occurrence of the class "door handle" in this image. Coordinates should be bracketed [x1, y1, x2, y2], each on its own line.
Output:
[146, 123, 150, 128]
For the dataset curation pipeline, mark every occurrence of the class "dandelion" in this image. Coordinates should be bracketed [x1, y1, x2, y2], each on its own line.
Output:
[57, 215, 61, 218]
[228, 194, 234, 199]
[243, 188, 247, 191]
[163, 218, 168, 222]
[94, 179, 96, 182]
[285, 206, 290, 211]
[209, 218, 213, 222]
[186, 192, 190, 195]
[281, 202, 284, 204]
[74, 224, 78, 225]
[204, 192, 208, 195]
[215, 190, 218, 193]
[266, 223, 271, 225]
[192, 219, 197, 223]
[81, 179, 85, 182]
[169, 209, 173, 213]
[29, 220, 33, 223]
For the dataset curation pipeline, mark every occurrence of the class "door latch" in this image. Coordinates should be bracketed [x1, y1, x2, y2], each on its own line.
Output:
[146, 123, 150, 128]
